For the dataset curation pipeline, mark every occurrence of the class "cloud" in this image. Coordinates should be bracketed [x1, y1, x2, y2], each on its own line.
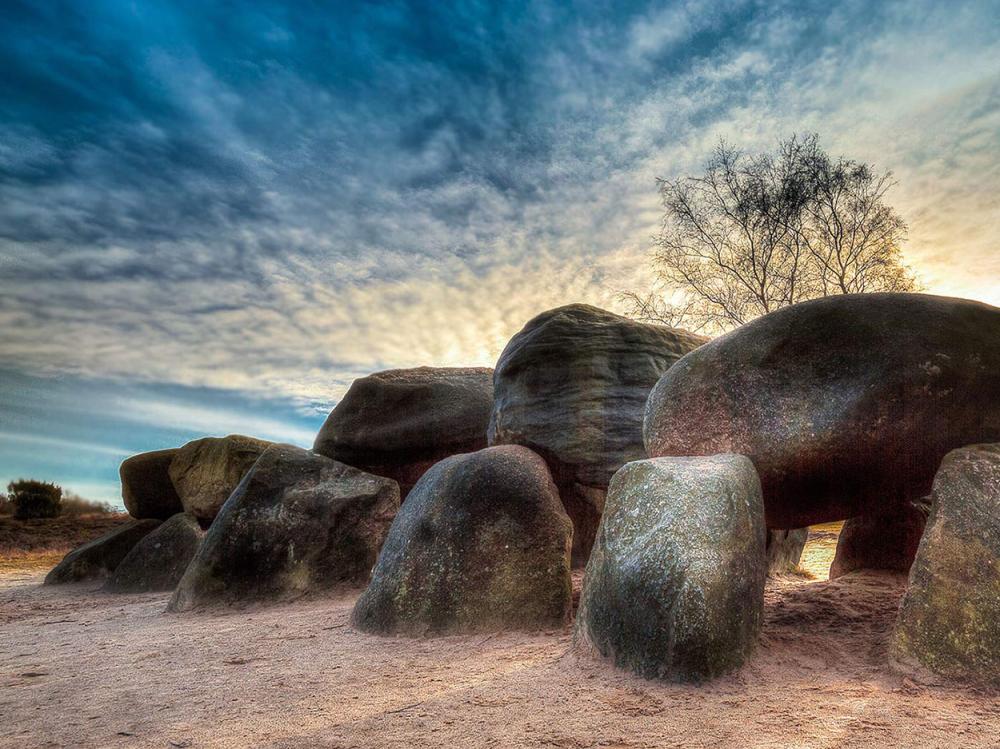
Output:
[0, 0, 997, 421]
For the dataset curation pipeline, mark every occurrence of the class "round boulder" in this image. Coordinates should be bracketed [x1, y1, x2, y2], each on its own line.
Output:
[168, 444, 399, 611]
[313, 366, 494, 498]
[351, 445, 573, 636]
[120, 448, 183, 520]
[105, 513, 204, 593]
[489, 304, 706, 564]
[575, 455, 767, 682]
[645, 293, 1000, 529]
[168, 434, 272, 524]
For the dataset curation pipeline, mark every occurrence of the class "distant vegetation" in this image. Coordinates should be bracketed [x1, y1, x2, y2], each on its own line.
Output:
[2, 481, 115, 520]
[623, 133, 918, 333]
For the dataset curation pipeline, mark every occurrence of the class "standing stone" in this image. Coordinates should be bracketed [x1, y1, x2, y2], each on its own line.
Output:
[891, 444, 1000, 684]
[313, 367, 494, 498]
[168, 434, 271, 524]
[168, 445, 399, 611]
[575, 455, 766, 683]
[352, 445, 573, 636]
[120, 448, 183, 520]
[489, 304, 706, 565]
[44, 520, 162, 584]
[105, 513, 204, 593]
[766, 528, 809, 575]
[829, 501, 928, 578]
[645, 293, 1000, 530]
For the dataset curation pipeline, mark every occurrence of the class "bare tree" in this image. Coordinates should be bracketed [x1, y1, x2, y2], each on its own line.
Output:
[624, 134, 917, 332]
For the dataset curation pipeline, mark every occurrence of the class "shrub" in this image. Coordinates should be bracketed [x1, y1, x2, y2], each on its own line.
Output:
[8, 480, 63, 520]
[61, 492, 116, 515]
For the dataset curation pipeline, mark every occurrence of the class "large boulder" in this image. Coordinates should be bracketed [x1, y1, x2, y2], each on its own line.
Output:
[168, 444, 399, 611]
[645, 293, 1000, 529]
[120, 448, 183, 520]
[44, 519, 162, 584]
[352, 445, 573, 636]
[575, 455, 766, 682]
[829, 501, 928, 578]
[891, 444, 1000, 684]
[168, 434, 272, 524]
[313, 367, 494, 498]
[489, 304, 706, 564]
[105, 513, 204, 593]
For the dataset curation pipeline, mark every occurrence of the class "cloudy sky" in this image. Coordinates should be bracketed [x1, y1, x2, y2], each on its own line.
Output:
[1, 0, 998, 506]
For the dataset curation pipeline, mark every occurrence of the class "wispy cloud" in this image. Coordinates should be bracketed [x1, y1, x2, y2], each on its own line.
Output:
[0, 0, 997, 412]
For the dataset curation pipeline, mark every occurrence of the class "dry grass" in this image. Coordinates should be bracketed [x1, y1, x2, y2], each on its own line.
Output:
[0, 513, 131, 560]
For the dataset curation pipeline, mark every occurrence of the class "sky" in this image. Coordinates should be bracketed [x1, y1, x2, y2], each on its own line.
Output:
[1, 0, 998, 507]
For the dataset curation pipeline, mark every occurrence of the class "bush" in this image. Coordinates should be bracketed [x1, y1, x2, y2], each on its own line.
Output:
[7, 480, 63, 520]
[61, 492, 116, 515]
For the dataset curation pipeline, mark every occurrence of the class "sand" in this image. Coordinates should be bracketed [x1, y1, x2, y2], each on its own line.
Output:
[2, 530, 999, 749]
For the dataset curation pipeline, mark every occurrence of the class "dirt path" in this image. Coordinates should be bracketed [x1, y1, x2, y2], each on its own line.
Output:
[2, 535, 998, 748]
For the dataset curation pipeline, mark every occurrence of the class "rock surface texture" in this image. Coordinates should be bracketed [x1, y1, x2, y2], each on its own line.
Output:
[645, 293, 1000, 529]
[891, 444, 1000, 684]
[168, 434, 272, 524]
[313, 367, 494, 498]
[575, 455, 767, 683]
[352, 445, 573, 636]
[105, 513, 204, 593]
[489, 304, 706, 564]
[829, 501, 928, 578]
[120, 449, 183, 520]
[44, 519, 162, 584]
[766, 528, 809, 575]
[168, 445, 398, 611]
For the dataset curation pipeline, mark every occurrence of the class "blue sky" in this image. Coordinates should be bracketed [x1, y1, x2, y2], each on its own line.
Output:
[1, 0, 998, 507]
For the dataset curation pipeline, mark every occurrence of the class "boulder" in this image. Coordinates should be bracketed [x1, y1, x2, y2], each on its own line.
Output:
[168, 444, 399, 611]
[489, 304, 706, 564]
[168, 434, 272, 524]
[104, 513, 204, 593]
[891, 444, 1000, 684]
[313, 366, 494, 498]
[44, 519, 162, 584]
[120, 448, 183, 520]
[766, 528, 809, 575]
[575, 455, 766, 682]
[645, 293, 1000, 529]
[352, 445, 573, 636]
[829, 501, 928, 578]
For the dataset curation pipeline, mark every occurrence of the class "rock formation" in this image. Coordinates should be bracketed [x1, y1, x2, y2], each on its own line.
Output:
[314, 366, 494, 498]
[891, 443, 1000, 684]
[766, 528, 809, 575]
[105, 513, 204, 593]
[168, 434, 272, 524]
[352, 445, 573, 636]
[490, 304, 706, 564]
[575, 455, 767, 682]
[645, 293, 1000, 529]
[120, 448, 183, 520]
[829, 501, 928, 578]
[168, 444, 398, 611]
[44, 519, 162, 584]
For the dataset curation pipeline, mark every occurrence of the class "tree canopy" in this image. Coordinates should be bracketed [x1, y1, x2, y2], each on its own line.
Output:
[623, 134, 917, 332]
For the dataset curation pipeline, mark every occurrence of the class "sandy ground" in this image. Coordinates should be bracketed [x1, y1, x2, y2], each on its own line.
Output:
[2, 528, 999, 749]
